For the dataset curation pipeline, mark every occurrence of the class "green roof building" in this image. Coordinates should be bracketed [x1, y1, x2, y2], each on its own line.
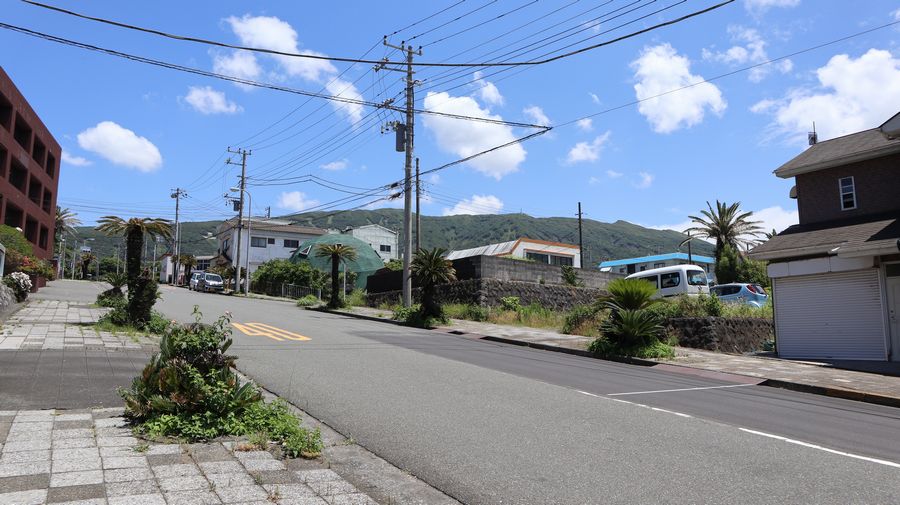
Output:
[288, 234, 386, 289]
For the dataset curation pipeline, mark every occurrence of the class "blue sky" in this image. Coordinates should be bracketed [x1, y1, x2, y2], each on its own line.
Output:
[3, 0, 899, 235]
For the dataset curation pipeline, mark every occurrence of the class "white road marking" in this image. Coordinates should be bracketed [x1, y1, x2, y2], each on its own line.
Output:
[582, 391, 694, 419]
[739, 428, 900, 469]
[607, 383, 756, 396]
[578, 390, 599, 397]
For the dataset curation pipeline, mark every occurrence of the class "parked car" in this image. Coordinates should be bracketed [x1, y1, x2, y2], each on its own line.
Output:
[710, 283, 768, 307]
[188, 272, 203, 291]
[196, 273, 225, 293]
[626, 265, 710, 298]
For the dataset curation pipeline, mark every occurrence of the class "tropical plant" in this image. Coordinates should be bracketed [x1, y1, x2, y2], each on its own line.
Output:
[96, 216, 172, 324]
[411, 247, 457, 319]
[686, 201, 763, 262]
[315, 243, 357, 308]
[55, 206, 81, 242]
[593, 278, 668, 354]
[602, 277, 658, 312]
[561, 265, 582, 287]
[179, 254, 198, 283]
[763, 228, 778, 240]
[384, 258, 403, 271]
[715, 244, 741, 284]
[80, 252, 97, 279]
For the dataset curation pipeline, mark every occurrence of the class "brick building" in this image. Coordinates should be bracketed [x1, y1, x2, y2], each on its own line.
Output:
[0, 66, 60, 261]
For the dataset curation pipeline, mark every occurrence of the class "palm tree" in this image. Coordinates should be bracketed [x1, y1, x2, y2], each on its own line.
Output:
[179, 254, 198, 284]
[763, 228, 778, 240]
[80, 252, 96, 280]
[315, 244, 357, 309]
[685, 201, 763, 262]
[55, 207, 81, 242]
[96, 216, 173, 282]
[411, 248, 457, 319]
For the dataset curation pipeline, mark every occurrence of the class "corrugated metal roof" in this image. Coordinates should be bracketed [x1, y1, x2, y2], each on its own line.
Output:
[446, 240, 518, 260]
[599, 252, 715, 268]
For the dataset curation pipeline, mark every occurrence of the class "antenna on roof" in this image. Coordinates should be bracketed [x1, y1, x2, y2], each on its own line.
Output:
[808, 121, 818, 145]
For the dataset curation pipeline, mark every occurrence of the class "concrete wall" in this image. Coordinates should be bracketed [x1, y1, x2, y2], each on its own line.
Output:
[666, 317, 774, 353]
[367, 278, 607, 311]
[795, 153, 900, 225]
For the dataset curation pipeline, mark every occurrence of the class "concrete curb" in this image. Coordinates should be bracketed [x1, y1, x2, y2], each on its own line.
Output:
[314, 306, 900, 410]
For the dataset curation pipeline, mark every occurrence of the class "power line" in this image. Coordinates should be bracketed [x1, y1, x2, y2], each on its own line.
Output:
[21, 0, 735, 67]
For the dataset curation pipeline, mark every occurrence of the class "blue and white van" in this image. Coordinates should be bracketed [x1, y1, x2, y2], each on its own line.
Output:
[626, 264, 710, 298]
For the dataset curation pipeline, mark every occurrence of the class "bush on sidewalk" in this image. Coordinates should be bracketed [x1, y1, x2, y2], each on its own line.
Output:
[120, 306, 323, 457]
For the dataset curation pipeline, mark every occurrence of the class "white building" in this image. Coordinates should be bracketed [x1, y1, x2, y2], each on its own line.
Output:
[216, 218, 326, 275]
[599, 252, 716, 276]
[340, 224, 398, 262]
[446, 237, 581, 268]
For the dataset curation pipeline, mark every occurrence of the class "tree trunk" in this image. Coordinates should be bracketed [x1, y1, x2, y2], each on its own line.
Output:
[125, 229, 143, 281]
[329, 253, 340, 308]
[81, 261, 89, 280]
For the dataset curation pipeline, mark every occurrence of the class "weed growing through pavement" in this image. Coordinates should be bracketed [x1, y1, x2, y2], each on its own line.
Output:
[267, 487, 281, 502]
[133, 442, 150, 453]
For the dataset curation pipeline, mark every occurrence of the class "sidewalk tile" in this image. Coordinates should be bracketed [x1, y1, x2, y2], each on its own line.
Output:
[3, 439, 51, 452]
[157, 476, 209, 492]
[9, 421, 53, 432]
[162, 490, 221, 505]
[206, 473, 254, 488]
[46, 483, 105, 503]
[0, 449, 50, 463]
[100, 447, 136, 459]
[104, 468, 154, 483]
[54, 448, 100, 460]
[53, 429, 94, 440]
[53, 438, 97, 449]
[0, 461, 51, 477]
[54, 414, 93, 422]
[105, 480, 159, 497]
[144, 445, 180, 456]
[102, 457, 148, 470]
[107, 494, 166, 505]
[262, 484, 316, 499]
[98, 437, 138, 447]
[214, 485, 268, 503]
[199, 461, 243, 475]
[0, 489, 47, 505]
[50, 499, 105, 505]
[50, 470, 104, 487]
[240, 459, 284, 472]
[294, 470, 341, 483]
[5, 431, 52, 442]
[323, 494, 378, 505]
[232, 451, 272, 461]
[152, 463, 200, 479]
[52, 458, 103, 473]
[306, 481, 357, 497]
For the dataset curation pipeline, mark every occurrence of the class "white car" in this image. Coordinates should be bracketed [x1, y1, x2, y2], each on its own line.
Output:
[626, 265, 710, 298]
[188, 272, 202, 291]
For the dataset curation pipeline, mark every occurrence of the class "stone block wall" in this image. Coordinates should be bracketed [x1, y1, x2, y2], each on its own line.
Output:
[666, 317, 773, 354]
[366, 278, 606, 311]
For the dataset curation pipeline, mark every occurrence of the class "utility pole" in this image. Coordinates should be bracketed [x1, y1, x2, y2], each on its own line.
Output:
[379, 38, 421, 307]
[415, 157, 421, 253]
[265, 206, 271, 219]
[577, 202, 584, 269]
[170, 188, 186, 285]
[226, 147, 251, 293]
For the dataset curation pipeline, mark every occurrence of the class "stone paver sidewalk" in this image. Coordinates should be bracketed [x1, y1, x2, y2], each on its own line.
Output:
[0, 301, 156, 351]
[0, 408, 377, 505]
[337, 306, 900, 406]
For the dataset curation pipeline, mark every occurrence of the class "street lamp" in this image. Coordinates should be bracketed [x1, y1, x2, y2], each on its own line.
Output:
[229, 187, 252, 295]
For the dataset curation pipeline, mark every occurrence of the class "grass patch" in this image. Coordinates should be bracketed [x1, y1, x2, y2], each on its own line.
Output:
[391, 304, 448, 328]
[442, 302, 568, 331]
[93, 310, 169, 337]
[295, 294, 320, 307]
[588, 337, 675, 359]
[345, 289, 367, 307]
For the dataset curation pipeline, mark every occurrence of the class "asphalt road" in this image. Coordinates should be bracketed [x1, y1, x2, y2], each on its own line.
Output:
[155, 286, 900, 505]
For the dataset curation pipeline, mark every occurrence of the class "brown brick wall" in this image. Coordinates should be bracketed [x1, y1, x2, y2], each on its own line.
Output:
[0, 66, 61, 260]
[795, 153, 900, 225]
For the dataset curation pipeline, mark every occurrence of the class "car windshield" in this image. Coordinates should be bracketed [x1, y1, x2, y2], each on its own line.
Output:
[206, 274, 222, 282]
[687, 270, 708, 286]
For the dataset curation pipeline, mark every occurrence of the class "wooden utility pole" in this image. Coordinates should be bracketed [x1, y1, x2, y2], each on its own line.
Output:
[415, 157, 421, 253]
[577, 202, 584, 268]
[226, 148, 251, 292]
[170, 188, 186, 284]
[381, 38, 421, 307]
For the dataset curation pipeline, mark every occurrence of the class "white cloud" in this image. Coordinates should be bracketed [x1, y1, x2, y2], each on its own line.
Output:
[702, 26, 792, 82]
[522, 105, 551, 127]
[212, 50, 261, 89]
[442, 194, 504, 216]
[631, 43, 726, 133]
[422, 91, 526, 180]
[894, 8, 900, 21]
[744, 0, 800, 15]
[752, 48, 900, 144]
[635, 171, 654, 189]
[183, 86, 242, 115]
[61, 151, 91, 167]
[277, 191, 320, 212]
[76, 121, 162, 172]
[472, 71, 504, 106]
[589, 93, 601, 105]
[225, 15, 336, 82]
[324, 78, 364, 123]
[566, 131, 611, 164]
[606, 169, 623, 178]
[320, 159, 348, 171]
[588, 176, 602, 185]
[576, 118, 593, 131]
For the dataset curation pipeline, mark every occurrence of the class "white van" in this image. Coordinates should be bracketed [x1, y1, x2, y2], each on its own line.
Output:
[626, 264, 710, 298]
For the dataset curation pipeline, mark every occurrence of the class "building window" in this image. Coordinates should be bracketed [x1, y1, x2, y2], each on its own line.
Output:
[639, 266, 646, 271]
[619, 268, 626, 274]
[549, 254, 573, 266]
[284, 239, 300, 248]
[839, 176, 856, 210]
[660, 272, 681, 288]
[653, 262, 665, 268]
[526, 252, 549, 263]
[250, 237, 267, 248]
[380, 244, 391, 252]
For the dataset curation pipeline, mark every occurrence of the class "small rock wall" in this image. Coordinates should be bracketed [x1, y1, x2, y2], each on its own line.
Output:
[666, 317, 774, 354]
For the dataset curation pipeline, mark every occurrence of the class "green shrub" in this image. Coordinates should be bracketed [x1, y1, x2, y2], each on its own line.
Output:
[97, 289, 126, 308]
[391, 304, 447, 328]
[588, 337, 675, 359]
[499, 296, 522, 312]
[345, 289, 366, 307]
[251, 259, 327, 289]
[561, 265, 582, 287]
[600, 308, 665, 348]
[461, 304, 489, 322]
[121, 307, 320, 457]
[295, 294, 319, 307]
[562, 305, 602, 335]
[604, 278, 658, 311]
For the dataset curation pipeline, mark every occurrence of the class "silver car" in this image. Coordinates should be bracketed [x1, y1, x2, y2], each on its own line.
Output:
[197, 273, 225, 293]
[188, 272, 202, 290]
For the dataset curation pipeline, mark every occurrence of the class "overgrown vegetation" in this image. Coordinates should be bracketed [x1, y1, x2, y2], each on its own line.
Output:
[560, 265, 582, 287]
[315, 244, 357, 309]
[251, 259, 328, 291]
[646, 294, 772, 319]
[295, 294, 320, 307]
[345, 289, 366, 307]
[97, 272, 128, 307]
[120, 307, 322, 457]
[589, 278, 674, 359]
[392, 303, 448, 328]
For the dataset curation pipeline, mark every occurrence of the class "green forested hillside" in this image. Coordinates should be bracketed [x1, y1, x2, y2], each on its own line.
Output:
[71, 210, 711, 265]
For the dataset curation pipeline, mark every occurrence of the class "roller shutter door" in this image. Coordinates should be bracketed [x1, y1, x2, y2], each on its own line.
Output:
[774, 269, 886, 360]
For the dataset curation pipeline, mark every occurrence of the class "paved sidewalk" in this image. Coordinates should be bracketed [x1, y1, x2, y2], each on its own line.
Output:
[337, 306, 900, 407]
[0, 408, 377, 505]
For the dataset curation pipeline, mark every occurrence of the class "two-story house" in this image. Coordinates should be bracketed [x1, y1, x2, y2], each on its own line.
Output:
[750, 112, 900, 361]
[340, 224, 398, 262]
[216, 217, 326, 276]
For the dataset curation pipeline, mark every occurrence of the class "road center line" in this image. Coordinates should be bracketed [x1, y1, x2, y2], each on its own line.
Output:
[739, 428, 900, 469]
[607, 383, 756, 396]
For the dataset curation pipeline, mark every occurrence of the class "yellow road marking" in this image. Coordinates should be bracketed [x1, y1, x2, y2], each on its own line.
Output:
[231, 322, 310, 342]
